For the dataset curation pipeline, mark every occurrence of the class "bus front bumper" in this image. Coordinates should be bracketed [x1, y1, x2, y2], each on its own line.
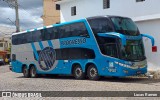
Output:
[100, 66, 147, 77]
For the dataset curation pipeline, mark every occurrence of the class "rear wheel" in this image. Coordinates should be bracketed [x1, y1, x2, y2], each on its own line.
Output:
[22, 66, 30, 78]
[30, 66, 38, 78]
[73, 64, 85, 80]
[87, 64, 100, 80]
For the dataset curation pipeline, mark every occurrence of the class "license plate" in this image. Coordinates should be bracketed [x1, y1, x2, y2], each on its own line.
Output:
[137, 71, 141, 74]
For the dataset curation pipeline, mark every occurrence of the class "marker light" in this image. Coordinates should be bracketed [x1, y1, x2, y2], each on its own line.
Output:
[152, 46, 157, 52]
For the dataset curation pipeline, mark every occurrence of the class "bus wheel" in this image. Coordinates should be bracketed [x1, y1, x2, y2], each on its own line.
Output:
[30, 66, 38, 78]
[73, 64, 85, 80]
[87, 64, 100, 80]
[22, 66, 30, 78]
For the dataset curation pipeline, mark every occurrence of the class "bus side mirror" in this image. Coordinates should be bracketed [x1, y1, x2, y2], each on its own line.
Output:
[141, 34, 157, 52]
[97, 32, 126, 46]
[152, 46, 157, 52]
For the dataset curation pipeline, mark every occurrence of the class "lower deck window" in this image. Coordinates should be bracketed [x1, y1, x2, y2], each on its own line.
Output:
[34, 48, 95, 60]
[97, 36, 119, 58]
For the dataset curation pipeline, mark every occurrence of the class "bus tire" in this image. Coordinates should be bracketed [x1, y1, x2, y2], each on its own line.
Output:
[73, 64, 85, 80]
[22, 66, 30, 78]
[87, 64, 100, 80]
[30, 66, 38, 78]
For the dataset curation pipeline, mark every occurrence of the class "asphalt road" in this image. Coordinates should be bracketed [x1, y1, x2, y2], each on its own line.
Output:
[0, 65, 160, 100]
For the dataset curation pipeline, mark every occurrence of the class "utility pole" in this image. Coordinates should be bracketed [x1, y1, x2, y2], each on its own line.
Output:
[15, 0, 20, 32]
[3, 0, 20, 32]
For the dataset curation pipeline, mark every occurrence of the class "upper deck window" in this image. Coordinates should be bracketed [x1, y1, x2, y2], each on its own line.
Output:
[12, 22, 89, 45]
[110, 17, 140, 36]
[88, 18, 114, 34]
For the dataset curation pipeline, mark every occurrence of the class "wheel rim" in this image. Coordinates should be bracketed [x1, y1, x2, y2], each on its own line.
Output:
[90, 67, 97, 77]
[75, 67, 82, 77]
[31, 67, 36, 77]
[23, 68, 27, 75]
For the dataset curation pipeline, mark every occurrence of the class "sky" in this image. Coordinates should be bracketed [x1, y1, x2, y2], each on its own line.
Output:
[0, 0, 43, 33]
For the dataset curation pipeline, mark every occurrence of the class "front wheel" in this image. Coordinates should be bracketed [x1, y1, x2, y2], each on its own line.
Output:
[87, 64, 100, 80]
[30, 66, 38, 78]
[73, 64, 85, 80]
[22, 66, 30, 78]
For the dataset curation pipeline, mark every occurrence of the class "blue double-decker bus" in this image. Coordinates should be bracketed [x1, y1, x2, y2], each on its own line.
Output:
[11, 16, 155, 80]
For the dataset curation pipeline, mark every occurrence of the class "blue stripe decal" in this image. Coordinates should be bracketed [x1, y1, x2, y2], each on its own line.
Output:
[38, 41, 50, 68]
[31, 43, 39, 60]
[48, 40, 54, 48]
[39, 42, 44, 50]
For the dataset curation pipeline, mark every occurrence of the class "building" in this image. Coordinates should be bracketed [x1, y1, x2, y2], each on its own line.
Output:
[0, 38, 11, 62]
[42, 0, 60, 26]
[0, 26, 13, 63]
[55, 0, 160, 70]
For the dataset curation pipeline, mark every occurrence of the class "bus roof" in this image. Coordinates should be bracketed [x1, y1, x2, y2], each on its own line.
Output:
[86, 15, 130, 20]
[12, 15, 130, 36]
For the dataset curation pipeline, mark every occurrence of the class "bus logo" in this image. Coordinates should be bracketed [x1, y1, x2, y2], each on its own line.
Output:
[38, 47, 56, 71]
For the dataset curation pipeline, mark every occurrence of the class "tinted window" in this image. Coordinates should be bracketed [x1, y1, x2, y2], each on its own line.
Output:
[42, 28, 52, 41]
[17, 34, 23, 44]
[22, 32, 32, 44]
[97, 37, 119, 58]
[26, 32, 32, 43]
[71, 23, 89, 37]
[32, 30, 42, 42]
[52, 48, 95, 60]
[88, 18, 114, 34]
[110, 17, 140, 36]
[12, 22, 89, 45]
[22, 34, 27, 44]
[12, 35, 20, 45]
[34, 48, 95, 61]
[57, 22, 89, 38]
[58, 25, 71, 38]
[51, 27, 58, 39]
[12, 35, 17, 45]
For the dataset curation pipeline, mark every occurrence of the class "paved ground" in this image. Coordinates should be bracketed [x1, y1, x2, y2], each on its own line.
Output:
[0, 65, 160, 100]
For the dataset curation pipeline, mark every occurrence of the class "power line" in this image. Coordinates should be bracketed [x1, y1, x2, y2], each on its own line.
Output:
[7, 18, 16, 26]
[2, 0, 35, 16]
[1, 0, 43, 31]
[1, 0, 20, 32]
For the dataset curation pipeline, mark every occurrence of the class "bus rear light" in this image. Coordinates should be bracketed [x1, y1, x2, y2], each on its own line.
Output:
[152, 46, 157, 52]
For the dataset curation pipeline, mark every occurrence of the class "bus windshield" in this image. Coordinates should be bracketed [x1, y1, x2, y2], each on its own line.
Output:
[110, 17, 140, 36]
[120, 40, 146, 61]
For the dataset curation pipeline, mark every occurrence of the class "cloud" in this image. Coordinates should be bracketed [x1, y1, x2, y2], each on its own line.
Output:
[0, 0, 43, 31]
[18, 0, 43, 10]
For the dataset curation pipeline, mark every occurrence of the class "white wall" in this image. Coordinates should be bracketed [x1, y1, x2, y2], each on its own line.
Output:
[136, 19, 160, 70]
[59, 0, 160, 69]
[60, 0, 160, 22]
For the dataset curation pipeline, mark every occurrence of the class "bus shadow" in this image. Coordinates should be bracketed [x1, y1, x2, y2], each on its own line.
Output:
[100, 77, 160, 84]
[17, 74, 75, 80]
[17, 75, 160, 84]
